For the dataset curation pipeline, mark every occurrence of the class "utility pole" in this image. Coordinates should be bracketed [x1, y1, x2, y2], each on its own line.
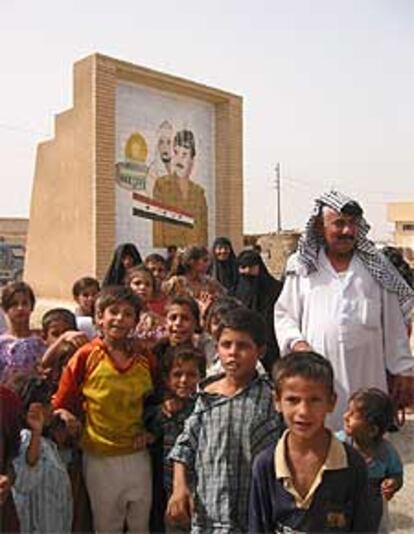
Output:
[275, 162, 282, 232]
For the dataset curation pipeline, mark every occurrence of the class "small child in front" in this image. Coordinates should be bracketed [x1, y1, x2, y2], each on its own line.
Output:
[12, 375, 73, 533]
[249, 351, 374, 533]
[338, 388, 403, 533]
[72, 276, 100, 339]
[167, 307, 282, 533]
[53, 286, 153, 533]
[145, 345, 205, 532]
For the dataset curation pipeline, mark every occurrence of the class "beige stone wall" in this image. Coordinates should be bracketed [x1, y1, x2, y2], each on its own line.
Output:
[25, 54, 243, 299]
[25, 57, 94, 299]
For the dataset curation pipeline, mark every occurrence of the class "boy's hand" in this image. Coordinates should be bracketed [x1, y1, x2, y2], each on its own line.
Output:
[166, 488, 194, 526]
[133, 432, 154, 451]
[0, 475, 11, 505]
[26, 402, 44, 433]
[162, 397, 184, 417]
[197, 291, 214, 321]
[381, 478, 399, 500]
[62, 331, 89, 349]
[53, 408, 81, 437]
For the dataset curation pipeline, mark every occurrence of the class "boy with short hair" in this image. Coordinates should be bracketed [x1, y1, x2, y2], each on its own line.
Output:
[144, 253, 169, 316]
[53, 286, 153, 533]
[72, 276, 100, 339]
[249, 352, 375, 533]
[72, 277, 100, 318]
[145, 254, 168, 290]
[40, 308, 88, 386]
[167, 307, 282, 533]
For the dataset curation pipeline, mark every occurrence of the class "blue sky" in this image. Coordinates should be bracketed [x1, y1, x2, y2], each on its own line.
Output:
[0, 0, 413, 239]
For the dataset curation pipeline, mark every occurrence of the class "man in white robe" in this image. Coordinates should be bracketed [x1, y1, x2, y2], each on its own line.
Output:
[274, 191, 414, 430]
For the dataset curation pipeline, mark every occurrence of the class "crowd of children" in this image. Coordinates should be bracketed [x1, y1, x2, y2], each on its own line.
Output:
[0, 239, 406, 533]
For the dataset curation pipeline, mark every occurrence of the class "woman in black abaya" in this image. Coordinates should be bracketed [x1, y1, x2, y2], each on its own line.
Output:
[234, 249, 282, 372]
[102, 243, 143, 286]
[210, 237, 239, 293]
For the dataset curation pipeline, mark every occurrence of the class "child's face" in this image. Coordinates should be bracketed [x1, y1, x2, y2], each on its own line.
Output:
[276, 376, 336, 441]
[209, 314, 221, 338]
[129, 273, 154, 303]
[167, 359, 200, 398]
[6, 291, 32, 326]
[166, 304, 196, 345]
[343, 400, 371, 440]
[122, 253, 135, 270]
[44, 319, 72, 347]
[146, 261, 167, 288]
[97, 302, 137, 343]
[217, 328, 260, 383]
[190, 255, 210, 275]
[76, 287, 98, 316]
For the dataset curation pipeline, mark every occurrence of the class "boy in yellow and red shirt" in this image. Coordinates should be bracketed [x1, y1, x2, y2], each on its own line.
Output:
[53, 286, 153, 533]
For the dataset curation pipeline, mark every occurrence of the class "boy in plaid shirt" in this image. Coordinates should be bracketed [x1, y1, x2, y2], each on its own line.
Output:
[167, 307, 283, 533]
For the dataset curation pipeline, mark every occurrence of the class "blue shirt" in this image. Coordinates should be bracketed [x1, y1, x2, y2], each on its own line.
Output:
[12, 429, 73, 533]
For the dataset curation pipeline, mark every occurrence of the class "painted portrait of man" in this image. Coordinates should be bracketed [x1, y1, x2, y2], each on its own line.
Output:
[153, 129, 208, 247]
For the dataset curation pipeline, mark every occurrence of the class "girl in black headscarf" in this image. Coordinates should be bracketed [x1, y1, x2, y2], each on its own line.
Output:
[102, 243, 143, 286]
[234, 249, 283, 372]
[210, 237, 239, 293]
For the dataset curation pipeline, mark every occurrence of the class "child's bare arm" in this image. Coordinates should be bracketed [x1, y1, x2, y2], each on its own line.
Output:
[381, 475, 403, 500]
[166, 462, 193, 525]
[25, 403, 44, 466]
[0, 475, 11, 505]
[41, 331, 88, 368]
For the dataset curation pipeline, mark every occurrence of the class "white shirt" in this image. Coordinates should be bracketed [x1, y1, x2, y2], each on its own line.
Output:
[274, 250, 414, 430]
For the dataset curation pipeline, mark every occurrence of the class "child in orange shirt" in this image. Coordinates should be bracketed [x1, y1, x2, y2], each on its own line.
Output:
[53, 286, 153, 533]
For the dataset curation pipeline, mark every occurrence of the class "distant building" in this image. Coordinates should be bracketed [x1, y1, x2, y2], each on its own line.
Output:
[0, 218, 29, 246]
[258, 231, 300, 278]
[387, 202, 414, 263]
[243, 231, 300, 278]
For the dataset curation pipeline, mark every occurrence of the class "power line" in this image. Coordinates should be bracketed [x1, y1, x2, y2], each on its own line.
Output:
[275, 162, 281, 232]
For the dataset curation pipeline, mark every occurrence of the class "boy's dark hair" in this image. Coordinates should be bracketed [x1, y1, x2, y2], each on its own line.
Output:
[7, 372, 53, 412]
[181, 246, 209, 272]
[72, 276, 100, 298]
[95, 285, 142, 320]
[161, 345, 206, 381]
[349, 388, 394, 442]
[144, 254, 167, 267]
[42, 308, 77, 334]
[7, 373, 65, 435]
[273, 352, 335, 397]
[167, 295, 201, 332]
[215, 307, 267, 348]
[1, 281, 36, 312]
[205, 296, 243, 334]
[125, 265, 156, 292]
